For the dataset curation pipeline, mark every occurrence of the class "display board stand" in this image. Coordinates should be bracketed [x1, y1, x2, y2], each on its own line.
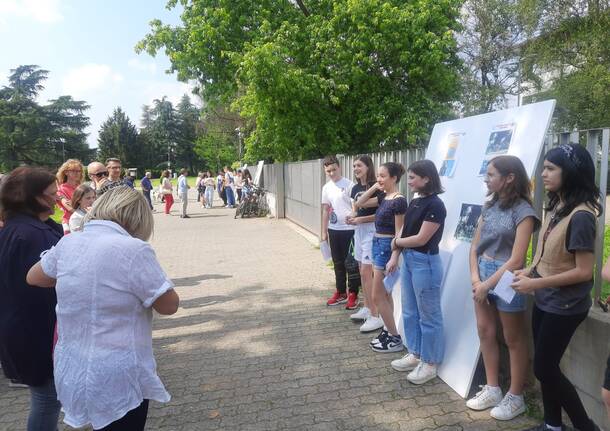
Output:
[394, 100, 556, 398]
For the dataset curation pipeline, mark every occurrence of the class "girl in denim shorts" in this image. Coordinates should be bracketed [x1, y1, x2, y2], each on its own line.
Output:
[355, 162, 407, 353]
[467, 155, 539, 420]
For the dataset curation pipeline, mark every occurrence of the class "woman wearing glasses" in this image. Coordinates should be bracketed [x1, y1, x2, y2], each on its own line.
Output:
[56, 159, 84, 234]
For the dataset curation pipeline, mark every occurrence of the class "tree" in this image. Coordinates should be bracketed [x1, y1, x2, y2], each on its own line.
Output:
[97, 107, 139, 169]
[138, 0, 463, 161]
[0, 65, 92, 171]
[175, 94, 202, 172]
[518, 1, 610, 130]
[458, 0, 526, 115]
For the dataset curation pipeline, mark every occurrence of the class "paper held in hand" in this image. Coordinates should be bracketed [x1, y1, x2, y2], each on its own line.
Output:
[383, 270, 400, 293]
[320, 240, 332, 261]
[491, 270, 517, 304]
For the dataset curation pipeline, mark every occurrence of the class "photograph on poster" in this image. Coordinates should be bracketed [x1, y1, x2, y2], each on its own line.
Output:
[454, 203, 482, 242]
[478, 125, 515, 176]
[440, 133, 462, 178]
[440, 159, 457, 177]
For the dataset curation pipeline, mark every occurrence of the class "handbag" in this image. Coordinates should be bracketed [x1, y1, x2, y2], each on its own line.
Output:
[345, 240, 361, 282]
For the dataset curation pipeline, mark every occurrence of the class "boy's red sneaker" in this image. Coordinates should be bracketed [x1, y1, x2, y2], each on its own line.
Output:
[345, 292, 359, 310]
[327, 292, 348, 306]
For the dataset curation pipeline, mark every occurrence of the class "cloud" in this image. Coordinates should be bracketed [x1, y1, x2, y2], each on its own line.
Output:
[62, 64, 123, 98]
[0, 0, 63, 24]
[127, 58, 157, 75]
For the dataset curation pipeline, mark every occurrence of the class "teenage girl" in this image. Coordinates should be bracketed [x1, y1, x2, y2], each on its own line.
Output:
[466, 155, 538, 420]
[388, 160, 446, 385]
[356, 162, 407, 353]
[346, 155, 383, 332]
[512, 144, 602, 431]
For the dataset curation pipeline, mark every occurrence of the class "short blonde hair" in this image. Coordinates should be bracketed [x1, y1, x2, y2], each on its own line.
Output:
[56, 159, 84, 184]
[84, 186, 153, 241]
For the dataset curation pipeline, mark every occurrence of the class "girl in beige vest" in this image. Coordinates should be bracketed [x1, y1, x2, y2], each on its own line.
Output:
[512, 144, 602, 431]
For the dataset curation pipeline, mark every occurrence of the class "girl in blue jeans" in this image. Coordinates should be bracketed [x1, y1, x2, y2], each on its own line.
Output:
[388, 160, 446, 385]
[467, 155, 538, 421]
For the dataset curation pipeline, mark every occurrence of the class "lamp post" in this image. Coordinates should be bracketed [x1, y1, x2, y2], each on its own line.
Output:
[235, 127, 243, 161]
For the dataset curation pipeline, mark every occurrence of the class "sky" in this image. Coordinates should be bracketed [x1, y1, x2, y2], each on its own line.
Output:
[0, 0, 196, 148]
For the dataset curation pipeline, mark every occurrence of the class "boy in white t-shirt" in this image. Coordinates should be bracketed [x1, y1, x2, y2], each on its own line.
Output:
[321, 155, 361, 309]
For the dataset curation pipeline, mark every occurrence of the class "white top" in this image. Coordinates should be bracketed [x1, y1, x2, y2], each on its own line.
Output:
[177, 175, 188, 194]
[321, 177, 354, 231]
[68, 208, 87, 232]
[40, 220, 173, 429]
[162, 177, 172, 194]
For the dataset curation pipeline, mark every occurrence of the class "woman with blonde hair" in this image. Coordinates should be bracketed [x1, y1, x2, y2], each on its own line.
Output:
[27, 186, 179, 431]
[56, 159, 84, 234]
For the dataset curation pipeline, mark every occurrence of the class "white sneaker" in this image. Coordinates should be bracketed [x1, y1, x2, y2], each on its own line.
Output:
[391, 353, 420, 372]
[350, 307, 370, 320]
[360, 315, 384, 332]
[407, 362, 437, 385]
[490, 393, 525, 420]
[466, 385, 503, 410]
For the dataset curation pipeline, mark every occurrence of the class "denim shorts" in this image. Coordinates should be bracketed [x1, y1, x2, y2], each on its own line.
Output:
[478, 256, 527, 313]
[372, 236, 393, 271]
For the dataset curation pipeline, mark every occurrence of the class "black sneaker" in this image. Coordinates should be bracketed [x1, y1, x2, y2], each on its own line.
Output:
[371, 334, 403, 353]
[521, 425, 574, 431]
[370, 329, 388, 346]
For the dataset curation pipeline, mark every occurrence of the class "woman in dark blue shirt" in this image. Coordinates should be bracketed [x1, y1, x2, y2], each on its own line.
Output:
[0, 167, 62, 431]
[389, 160, 446, 385]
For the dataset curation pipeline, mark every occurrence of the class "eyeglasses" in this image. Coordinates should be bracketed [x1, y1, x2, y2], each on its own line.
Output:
[90, 171, 108, 178]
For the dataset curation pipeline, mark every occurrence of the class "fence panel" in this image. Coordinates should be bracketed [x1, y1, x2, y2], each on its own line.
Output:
[284, 159, 324, 235]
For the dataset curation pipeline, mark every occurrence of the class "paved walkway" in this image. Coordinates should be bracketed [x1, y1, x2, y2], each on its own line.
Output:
[0, 194, 537, 430]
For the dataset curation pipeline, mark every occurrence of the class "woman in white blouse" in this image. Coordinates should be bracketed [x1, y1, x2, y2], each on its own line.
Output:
[27, 186, 179, 431]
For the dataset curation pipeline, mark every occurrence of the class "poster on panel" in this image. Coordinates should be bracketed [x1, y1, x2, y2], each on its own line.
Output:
[423, 100, 556, 398]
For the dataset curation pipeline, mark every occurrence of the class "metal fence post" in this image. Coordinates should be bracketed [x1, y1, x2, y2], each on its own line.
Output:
[594, 129, 609, 303]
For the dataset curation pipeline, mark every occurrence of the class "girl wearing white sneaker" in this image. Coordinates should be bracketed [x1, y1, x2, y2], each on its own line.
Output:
[389, 160, 446, 385]
[467, 156, 539, 420]
[346, 155, 382, 331]
[356, 162, 407, 353]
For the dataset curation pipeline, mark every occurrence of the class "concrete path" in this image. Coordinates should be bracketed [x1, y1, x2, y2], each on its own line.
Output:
[0, 193, 537, 430]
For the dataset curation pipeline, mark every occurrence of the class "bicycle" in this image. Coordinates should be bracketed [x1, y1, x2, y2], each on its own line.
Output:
[235, 185, 269, 218]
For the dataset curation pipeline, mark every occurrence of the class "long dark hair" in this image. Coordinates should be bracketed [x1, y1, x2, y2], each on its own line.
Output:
[544, 144, 602, 217]
[486, 155, 531, 209]
[407, 160, 443, 195]
[0, 167, 57, 221]
[354, 155, 375, 186]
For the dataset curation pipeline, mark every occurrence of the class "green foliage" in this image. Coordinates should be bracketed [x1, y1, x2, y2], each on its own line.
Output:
[139, 0, 463, 162]
[0, 65, 92, 171]
[521, 1, 610, 129]
[194, 133, 237, 172]
[97, 107, 139, 168]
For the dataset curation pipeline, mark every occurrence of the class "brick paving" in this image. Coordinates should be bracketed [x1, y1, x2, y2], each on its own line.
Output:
[0, 193, 537, 430]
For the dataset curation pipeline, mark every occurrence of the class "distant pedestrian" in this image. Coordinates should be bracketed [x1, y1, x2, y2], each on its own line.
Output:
[141, 171, 153, 209]
[204, 171, 216, 208]
[161, 170, 174, 215]
[56, 159, 84, 234]
[178, 168, 190, 218]
[235, 169, 243, 203]
[68, 184, 96, 233]
[242, 169, 253, 200]
[195, 172, 205, 206]
[123, 170, 135, 188]
[223, 166, 236, 208]
[217, 171, 227, 206]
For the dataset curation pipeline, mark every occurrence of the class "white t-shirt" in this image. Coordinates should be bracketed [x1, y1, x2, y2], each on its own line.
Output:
[321, 177, 354, 231]
[68, 208, 87, 232]
[40, 220, 173, 429]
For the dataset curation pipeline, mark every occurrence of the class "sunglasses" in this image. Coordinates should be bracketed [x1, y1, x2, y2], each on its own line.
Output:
[91, 171, 108, 178]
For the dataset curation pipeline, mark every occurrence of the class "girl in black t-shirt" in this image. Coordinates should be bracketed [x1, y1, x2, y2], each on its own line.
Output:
[388, 160, 446, 385]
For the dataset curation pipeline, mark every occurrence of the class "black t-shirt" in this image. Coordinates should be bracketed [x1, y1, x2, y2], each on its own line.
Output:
[401, 194, 446, 254]
[350, 182, 380, 217]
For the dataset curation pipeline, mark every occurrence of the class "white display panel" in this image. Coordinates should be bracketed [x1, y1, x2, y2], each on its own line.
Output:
[423, 100, 556, 397]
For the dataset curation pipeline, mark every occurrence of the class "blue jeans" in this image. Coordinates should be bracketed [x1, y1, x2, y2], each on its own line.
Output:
[28, 378, 61, 431]
[371, 236, 393, 270]
[400, 249, 444, 364]
[226, 187, 235, 206]
[478, 256, 527, 312]
[205, 187, 214, 207]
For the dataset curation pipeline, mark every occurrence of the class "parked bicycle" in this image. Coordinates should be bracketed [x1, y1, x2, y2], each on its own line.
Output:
[235, 184, 269, 218]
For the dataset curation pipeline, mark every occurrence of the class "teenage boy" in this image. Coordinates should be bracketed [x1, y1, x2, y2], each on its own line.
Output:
[321, 155, 361, 309]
